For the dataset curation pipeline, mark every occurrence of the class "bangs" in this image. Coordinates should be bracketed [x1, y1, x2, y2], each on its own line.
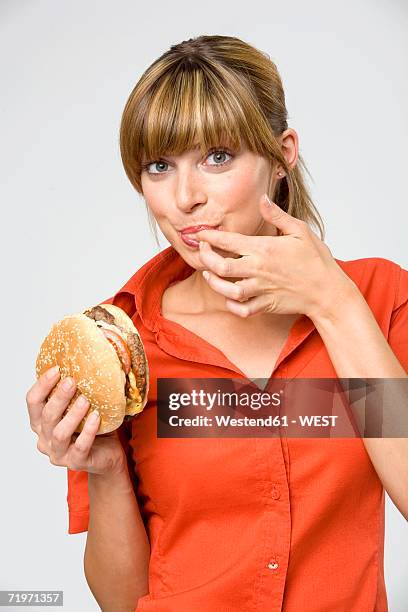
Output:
[136, 62, 265, 164]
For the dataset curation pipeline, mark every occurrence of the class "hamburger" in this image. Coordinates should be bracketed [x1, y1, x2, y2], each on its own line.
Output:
[35, 304, 149, 434]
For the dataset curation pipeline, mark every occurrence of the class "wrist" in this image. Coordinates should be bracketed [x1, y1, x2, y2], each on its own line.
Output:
[88, 463, 133, 492]
[308, 268, 364, 324]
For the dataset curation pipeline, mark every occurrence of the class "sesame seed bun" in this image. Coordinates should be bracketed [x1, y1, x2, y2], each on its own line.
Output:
[35, 306, 149, 435]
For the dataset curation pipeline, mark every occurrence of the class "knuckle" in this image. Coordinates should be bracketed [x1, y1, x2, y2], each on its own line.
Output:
[29, 416, 37, 431]
[213, 260, 224, 275]
[219, 258, 232, 276]
[74, 439, 88, 454]
[234, 283, 246, 301]
[25, 388, 37, 406]
[272, 208, 285, 223]
[265, 302, 276, 314]
[49, 454, 61, 466]
[41, 408, 54, 425]
[52, 429, 66, 445]
[36, 439, 48, 455]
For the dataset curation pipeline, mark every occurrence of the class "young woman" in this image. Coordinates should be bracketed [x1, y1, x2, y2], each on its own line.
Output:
[26, 35, 407, 611]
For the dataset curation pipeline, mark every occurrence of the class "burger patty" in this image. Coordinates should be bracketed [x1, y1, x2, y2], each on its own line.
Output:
[126, 331, 147, 393]
[84, 305, 115, 326]
[84, 305, 147, 398]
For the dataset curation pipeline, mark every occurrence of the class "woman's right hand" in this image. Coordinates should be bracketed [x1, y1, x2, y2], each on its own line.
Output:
[26, 366, 128, 476]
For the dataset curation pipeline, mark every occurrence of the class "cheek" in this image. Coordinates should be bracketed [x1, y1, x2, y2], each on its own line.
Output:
[142, 189, 166, 220]
[141, 176, 167, 215]
[221, 169, 261, 213]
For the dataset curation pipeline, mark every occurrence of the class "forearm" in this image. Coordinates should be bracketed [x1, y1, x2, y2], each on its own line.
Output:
[84, 468, 150, 611]
[311, 281, 408, 519]
[311, 280, 406, 378]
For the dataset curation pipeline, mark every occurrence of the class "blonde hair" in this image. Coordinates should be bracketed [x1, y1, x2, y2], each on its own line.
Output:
[120, 35, 325, 246]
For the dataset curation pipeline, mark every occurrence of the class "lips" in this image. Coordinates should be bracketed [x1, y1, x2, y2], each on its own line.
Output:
[180, 224, 220, 235]
[178, 224, 221, 249]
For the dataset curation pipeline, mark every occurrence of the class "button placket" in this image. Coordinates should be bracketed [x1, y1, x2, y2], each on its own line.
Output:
[266, 487, 280, 573]
[254, 435, 289, 605]
[267, 485, 281, 572]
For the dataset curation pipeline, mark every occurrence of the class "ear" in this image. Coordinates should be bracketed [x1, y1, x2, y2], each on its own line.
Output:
[278, 128, 299, 169]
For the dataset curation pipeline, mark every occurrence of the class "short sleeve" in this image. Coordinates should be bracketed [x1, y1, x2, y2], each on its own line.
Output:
[388, 266, 408, 374]
[66, 295, 135, 534]
[67, 469, 89, 534]
[67, 418, 135, 534]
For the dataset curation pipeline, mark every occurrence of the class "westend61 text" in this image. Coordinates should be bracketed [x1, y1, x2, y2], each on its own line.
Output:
[168, 415, 340, 427]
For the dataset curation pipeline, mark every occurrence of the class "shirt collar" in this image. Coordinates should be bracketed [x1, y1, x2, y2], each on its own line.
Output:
[113, 245, 194, 332]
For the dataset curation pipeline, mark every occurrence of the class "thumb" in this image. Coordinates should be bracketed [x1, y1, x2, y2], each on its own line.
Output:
[261, 193, 299, 236]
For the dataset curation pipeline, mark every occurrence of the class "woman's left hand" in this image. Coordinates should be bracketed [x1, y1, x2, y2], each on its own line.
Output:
[197, 194, 357, 320]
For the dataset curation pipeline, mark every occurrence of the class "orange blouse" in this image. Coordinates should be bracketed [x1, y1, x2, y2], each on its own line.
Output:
[67, 246, 408, 611]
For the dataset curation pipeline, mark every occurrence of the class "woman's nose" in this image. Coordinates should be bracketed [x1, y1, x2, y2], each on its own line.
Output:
[175, 168, 207, 212]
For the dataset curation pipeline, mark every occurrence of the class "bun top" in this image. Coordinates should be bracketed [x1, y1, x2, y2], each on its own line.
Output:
[36, 313, 128, 434]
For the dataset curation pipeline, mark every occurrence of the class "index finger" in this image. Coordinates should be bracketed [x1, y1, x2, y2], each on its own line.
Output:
[26, 365, 61, 432]
[196, 229, 259, 256]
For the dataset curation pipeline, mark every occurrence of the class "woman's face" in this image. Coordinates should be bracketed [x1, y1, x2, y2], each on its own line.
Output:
[140, 142, 277, 269]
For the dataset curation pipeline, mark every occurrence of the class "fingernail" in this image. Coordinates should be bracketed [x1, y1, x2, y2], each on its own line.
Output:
[62, 377, 74, 390]
[46, 365, 60, 380]
[264, 194, 273, 207]
[202, 271, 210, 281]
[88, 410, 100, 422]
[77, 395, 89, 408]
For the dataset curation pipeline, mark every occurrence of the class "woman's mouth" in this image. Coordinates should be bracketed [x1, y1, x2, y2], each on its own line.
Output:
[178, 225, 221, 249]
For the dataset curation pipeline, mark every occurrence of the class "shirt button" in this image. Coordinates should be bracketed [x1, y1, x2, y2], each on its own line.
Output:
[271, 487, 280, 500]
[267, 561, 279, 570]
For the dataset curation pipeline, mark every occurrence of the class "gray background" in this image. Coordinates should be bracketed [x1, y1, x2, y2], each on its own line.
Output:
[1, 0, 407, 610]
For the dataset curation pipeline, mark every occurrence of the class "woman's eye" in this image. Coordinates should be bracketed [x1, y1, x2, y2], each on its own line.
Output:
[206, 150, 232, 167]
[144, 160, 169, 174]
